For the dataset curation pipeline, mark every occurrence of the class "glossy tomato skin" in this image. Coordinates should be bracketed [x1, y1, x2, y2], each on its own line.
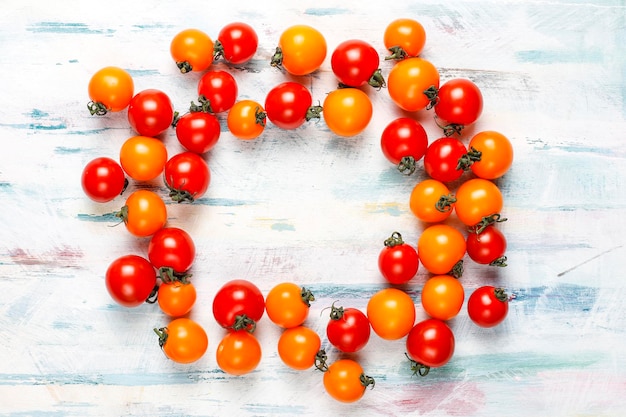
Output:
[157, 317, 208, 364]
[157, 281, 197, 317]
[454, 178, 504, 228]
[417, 224, 466, 275]
[119, 190, 167, 237]
[388, 57, 439, 111]
[409, 179, 455, 223]
[216, 330, 262, 375]
[87, 66, 134, 114]
[81, 157, 127, 202]
[212, 279, 265, 331]
[148, 227, 196, 274]
[105, 254, 156, 307]
[434, 78, 483, 126]
[326, 307, 371, 353]
[273, 25, 327, 76]
[264, 81, 313, 130]
[175, 111, 221, 154]
[127, 89, 174, 137]
[119, 135, 168, 181]
[197, 70, 238, 114]
[380, 117, 428, 169]
[367, 288, 416, 340]
[215, 22, 258, 64]
[163, 152, 211, 203]
[384, 18, 426, 59]
[423, 137, 468, 183]
[322, 88, 373, 137]
[277, 325, 321, 370]
[331, 39, 381, 88]
[406, 319, 455, 369]
[378, 232, 419, 285]
[265, 282, 312, 329]
[170, 28, 214, 73]
[421, 275, 465, 321]
[227, 100, 266, 140]
[323, 359, 373, 403]
[467, 286, 509, 327]
[468, 131, 514, 180]
[466, 225, 507, 265]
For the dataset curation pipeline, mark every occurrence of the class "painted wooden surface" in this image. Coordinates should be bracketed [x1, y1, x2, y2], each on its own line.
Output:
[1, 0, 626, 415]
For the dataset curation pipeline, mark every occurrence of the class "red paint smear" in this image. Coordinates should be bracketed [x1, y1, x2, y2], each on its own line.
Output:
[9, 245, 83, 267]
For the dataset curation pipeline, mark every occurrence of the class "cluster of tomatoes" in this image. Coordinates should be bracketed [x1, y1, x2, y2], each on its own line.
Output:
[80, 18, 514, 404]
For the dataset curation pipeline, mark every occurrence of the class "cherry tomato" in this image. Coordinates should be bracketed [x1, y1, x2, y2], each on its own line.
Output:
[417, 224, 466, 276]
[227, 100, 266, 140]
[117, 190, 167, 238]
[174, 111, 221, 154]
[127, 89, 174, 138]
[148, 227, 196, 274]
[277, 325, 321, 370]
[265, 282, 314, 329]
[468, 286, 509, 327]
[423, 137, 468, 183]
[214, 22, 258, 64]
[154, 317, 208, 364]
[197, 70, 238, 114]
[421, 275, 465, 321]
[157, 281, 197, 317]
[170, 28, 214, 73]
[216, 330, 262, 375]
[119, 135, 168, 181]
[212, 279, 265, 332]
[409, 179, 455, 223]
[326, 304, 371, 353]
[105, 254, 156, 307]
[378, 231, 419, 285]
[466, 225, 507, 265]
[434, 78, 483, 131]
[163, 152, 211, 203]
[468, 131, 514, 179]
[322, 88, 373, 137]
[384, 18, 426, 59]
[454, 178, 504, 229]
[406, 319, 455, 374]
[87, 66, 134, 115]
[366, 288, 416, 340]
[331, 39, 384, 88]
[323, 359, 374, 403]
[271, 25, 327, 76]
[380, 117, 428, 174]
[264, 81, 318, 130]
[387, 57, 439, 111]
[81, 157, 127, 202]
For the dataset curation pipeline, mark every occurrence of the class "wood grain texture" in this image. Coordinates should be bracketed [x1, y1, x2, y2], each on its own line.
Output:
[1, 0, 626, 416]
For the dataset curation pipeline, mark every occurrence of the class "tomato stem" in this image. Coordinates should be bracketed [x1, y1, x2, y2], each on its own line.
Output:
[213, 39, 225, 61]
[301, 287, 315, 307]
[87, 101, 109, 116]
[306, 105, 323, 122]
[154, 327, 169, 348]
[457, 147, 482, 171]
[231, 314, 257, 333]
[270, 47, 283, 69]
[494, 287, 509, 302]
[255, 106, 267, 127]
[489, 256, 508, 267]
[159, 266, 193, 284]
[328, 302, 345, 320]
[435, 194, 456, 212]
[470, 213, 508, 235]
[314, 349, 329, 372]
[423, 86, 439, 110]
[176, 61, 193, 74]
[449, 260, 464, 278]
[368, 69, 386, 90]
[405, 353, 431, 377]
[114, 205, 129, 225]
[189, 95, 213, 114]
[145, 284, 159, 304]
[397, 156, 416, 175]
[360, 373, 376, 389]
[385, 45, 408, 61]
[384, 231, 404, 247]
[434, 115, 464, 137]
[164, 174, 197, 204]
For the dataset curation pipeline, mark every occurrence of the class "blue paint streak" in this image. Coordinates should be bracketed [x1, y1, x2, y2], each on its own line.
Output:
[55, 147, 82, 154]
[27, 22, 114, 35]
[271, 222, 295, 232]
[127, 69, 161, 77]
[516, 49, 602, 64]
[28, 109, 49, 118]
[304, 7, 350, 15]
[194, 198, 251, 206]
[76, 212, 119, 223]
[510, 284, 598, 315]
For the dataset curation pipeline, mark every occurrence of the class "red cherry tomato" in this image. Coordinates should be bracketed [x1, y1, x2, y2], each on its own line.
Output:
[331, 39, 384, 88]
[406, 318, 455, 375]
[212, 279, 265, 332]
[81, 157, 127, 202]
[326, 304, 371, 353]
[105, 255, 156, 307]
[127, 89, 174, 138]
[467, 286, 509, 328]
[378, 232, 419, 285]
[423, 137, 468, 183]
[264, 81, 318, 130]
[163, 152, 211, 203]
[466, 225, 507, 266]
[174, 111, 221, 154]
[197, 70, 238, 114]
[434, 78, 483, 132]
[380, 117, 428, 174]
[148, 227, 196, 274]
[214, 22, 258, 64]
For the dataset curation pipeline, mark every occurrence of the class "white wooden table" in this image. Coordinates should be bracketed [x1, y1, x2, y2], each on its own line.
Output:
[1, 0, 626, 416]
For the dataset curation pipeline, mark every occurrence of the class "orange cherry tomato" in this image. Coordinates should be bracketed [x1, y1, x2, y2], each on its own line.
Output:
[387, 57, 439, 111]
[216, 330, 262, 375]
[118, 190, 167, 237]
[157, 281, 197, 318]
[421, 275, 465, 321]
[271, 25, 327, 76]
[366, 287, 416, 340]
[322, 88, 373, 137]
[409, 179, 455, 223]
[154, 317, 208, 364]
[323, 359, 374, 403]
[119, 135, 168, 181]
[170, 28, 214, 73]
[87, 66, 134, 115]
[277, 325, 321, 370]
[417, 224, 466, 276]
[454, 178, 504, 228]
[227, 100, 266, 140]
[265, 282, 314, 328]
[468, 131, 514, 179]
[384, 18, 426, 59]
